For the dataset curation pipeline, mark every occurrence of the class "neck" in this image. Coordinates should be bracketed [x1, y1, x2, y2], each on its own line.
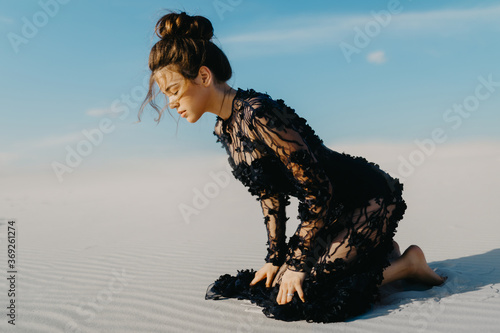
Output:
[210, 83, 237, 120]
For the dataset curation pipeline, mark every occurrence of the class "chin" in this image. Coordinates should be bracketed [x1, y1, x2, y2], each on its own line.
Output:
[187, 114, 202, 123]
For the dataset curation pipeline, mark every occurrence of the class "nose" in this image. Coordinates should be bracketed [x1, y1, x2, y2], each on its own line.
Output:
[168, 97, 179, 110]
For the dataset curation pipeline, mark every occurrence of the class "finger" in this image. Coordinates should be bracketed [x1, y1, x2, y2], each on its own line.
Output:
[267, 269, 277, 288]
[278, 285, 289, 305]
[276, 288, 283, 304]
[279, 290, 293, 305]
[265, 275, 272, 288]
[249, 272, 263, 286]
[296, 285, 305, 303]
[279, 290, 287, 305]
[279, 285, 293, 305]
[286, 289, 295, 304]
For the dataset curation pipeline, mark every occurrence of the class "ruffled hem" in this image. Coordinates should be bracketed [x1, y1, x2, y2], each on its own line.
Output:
[205, 263, 385, 323]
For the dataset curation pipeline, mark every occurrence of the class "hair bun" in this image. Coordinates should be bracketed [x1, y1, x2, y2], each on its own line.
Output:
[155, 12, 213, 41]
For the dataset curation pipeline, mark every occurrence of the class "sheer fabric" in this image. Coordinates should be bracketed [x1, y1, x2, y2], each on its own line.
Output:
[206, 88, 407, 322]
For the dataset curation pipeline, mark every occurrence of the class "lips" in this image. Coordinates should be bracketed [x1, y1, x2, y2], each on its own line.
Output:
[178, 110, 187, 117]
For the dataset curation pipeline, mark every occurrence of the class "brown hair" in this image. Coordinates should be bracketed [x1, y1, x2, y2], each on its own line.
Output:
[138, 11, 232, 122]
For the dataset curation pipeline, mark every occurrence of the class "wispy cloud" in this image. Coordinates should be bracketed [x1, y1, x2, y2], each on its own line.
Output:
[220, 5, 500, 57]
[391, 5, 500, 32]
[220, 15, 357, 44]
[85, 108, 112, 117]
[85, 107, 126, 119]
[33, 132, 84, 148]
[367, 50, 386, 64]
[0, 16, 14, 24]
[218, 14, 360, 56]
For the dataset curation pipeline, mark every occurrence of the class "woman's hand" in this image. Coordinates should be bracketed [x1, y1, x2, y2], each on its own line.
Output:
[249, 263, 280, 288]
[276, 269, 306, 305]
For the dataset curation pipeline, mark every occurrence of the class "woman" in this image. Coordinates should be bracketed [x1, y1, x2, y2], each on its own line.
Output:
[139, 11, 446, 323]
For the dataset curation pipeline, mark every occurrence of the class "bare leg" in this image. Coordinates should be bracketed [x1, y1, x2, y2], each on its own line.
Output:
[381, 245, 446, 286]
[388, 240, 401, 262]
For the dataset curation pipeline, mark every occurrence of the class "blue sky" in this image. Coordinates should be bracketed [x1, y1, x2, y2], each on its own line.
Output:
[1, 0, 500, 176]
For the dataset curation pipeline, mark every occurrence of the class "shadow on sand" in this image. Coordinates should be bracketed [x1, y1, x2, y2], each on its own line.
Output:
[354, 248, 500, 321]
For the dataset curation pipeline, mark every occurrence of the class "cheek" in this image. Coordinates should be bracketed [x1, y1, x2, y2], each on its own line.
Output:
[184, 88, 209, 111]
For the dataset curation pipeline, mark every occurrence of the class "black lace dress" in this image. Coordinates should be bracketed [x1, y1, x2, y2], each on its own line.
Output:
[205, 88, 407, 323]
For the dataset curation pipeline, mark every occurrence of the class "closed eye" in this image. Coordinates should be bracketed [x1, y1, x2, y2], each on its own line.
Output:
[164, 83, 180, 97]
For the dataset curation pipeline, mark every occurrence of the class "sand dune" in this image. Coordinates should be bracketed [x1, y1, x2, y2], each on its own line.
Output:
[1, 140, 499, 332]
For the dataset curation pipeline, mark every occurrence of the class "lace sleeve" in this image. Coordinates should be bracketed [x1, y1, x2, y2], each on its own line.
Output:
[249, 99, 335, 273]
[259, 191, 290, 267]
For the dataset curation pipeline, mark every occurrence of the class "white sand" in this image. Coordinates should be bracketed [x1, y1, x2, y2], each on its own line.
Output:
[1, 140, 499, 332]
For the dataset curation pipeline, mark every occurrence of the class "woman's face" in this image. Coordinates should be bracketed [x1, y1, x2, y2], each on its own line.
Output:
[154, 67, 210, 123]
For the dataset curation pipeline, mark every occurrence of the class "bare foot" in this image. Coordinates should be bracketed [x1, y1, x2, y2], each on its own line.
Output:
[402, 245, 447, 286]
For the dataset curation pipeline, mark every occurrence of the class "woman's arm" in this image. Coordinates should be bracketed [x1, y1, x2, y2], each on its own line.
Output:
[249, 191, 288, 289]
[259, 191, 290, 267]
[249, 97, 335, 273]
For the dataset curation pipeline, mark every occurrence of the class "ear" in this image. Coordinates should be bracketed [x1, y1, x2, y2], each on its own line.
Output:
[198, 66, 212, 87]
